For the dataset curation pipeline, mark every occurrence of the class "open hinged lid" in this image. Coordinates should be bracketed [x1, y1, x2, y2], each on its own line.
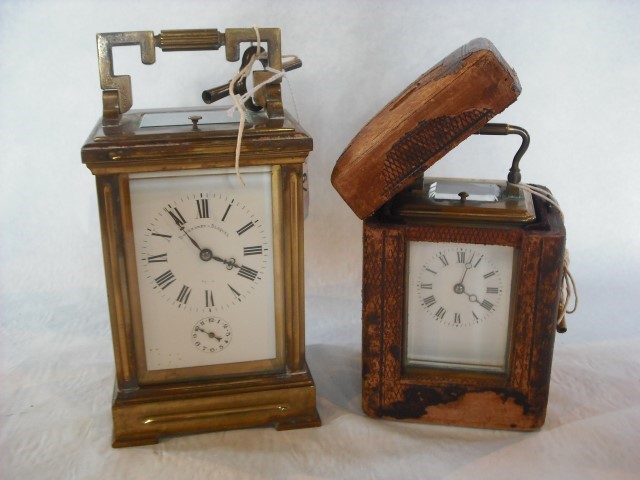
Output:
[331, 38, 521, 220]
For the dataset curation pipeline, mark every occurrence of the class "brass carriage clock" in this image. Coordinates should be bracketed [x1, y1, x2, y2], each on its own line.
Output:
[82, 28, 319, 447]
[332, 38, 567, 430]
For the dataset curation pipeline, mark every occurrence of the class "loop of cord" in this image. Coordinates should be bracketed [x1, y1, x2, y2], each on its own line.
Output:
[227, 27, 297, 186]
[508, 182, 578, 332]
[227, 26, 262, 187]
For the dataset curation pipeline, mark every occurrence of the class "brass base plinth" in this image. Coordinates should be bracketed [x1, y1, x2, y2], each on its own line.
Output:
[111, 371, 320, 448]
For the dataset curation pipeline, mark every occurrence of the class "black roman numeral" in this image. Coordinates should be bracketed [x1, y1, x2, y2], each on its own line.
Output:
[474, 255, 484, 268]
[176, 285, 192, 304]
[147, 253, 167, 263]
[481, 299, 494, 311]
[236, 222, 254, 236]
[196, 197, 209, 218]
[420, 283, 432, 289]
[454, 313, 461, 324]
[457, 251, 466, 263]
[243, 245, 263, 256]
[438, 254, 449, 266]
[486, 287, 499, 294]
[238, 265, 258, 281]
[149, 230, 172, 239]
[422, 295, 436, 308]
[483, 271, 496, 279]
[154, 270, 176, 290]
[222, 200, 233, 222]
[425, 267, 437, 275]
[166, 207, 186, 227]
[435, 307, 446, 320]
[205, 289, 215, 308]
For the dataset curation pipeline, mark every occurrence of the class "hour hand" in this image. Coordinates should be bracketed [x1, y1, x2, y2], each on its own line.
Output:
[196, 326, 222, 341]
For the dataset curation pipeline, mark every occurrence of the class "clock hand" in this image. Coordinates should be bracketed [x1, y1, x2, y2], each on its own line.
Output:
[210, 254, 240, 270]
[165, 209, 206, 253]
[458, 253, 475, 285]
[195, 326, 222, 341]
[453, 283, 481, 304]
[181, 228, 204, 253]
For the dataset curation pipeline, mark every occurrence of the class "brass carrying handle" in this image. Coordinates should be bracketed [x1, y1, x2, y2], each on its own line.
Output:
[96, 28, 283, 121]
[474, 123, 530, 186]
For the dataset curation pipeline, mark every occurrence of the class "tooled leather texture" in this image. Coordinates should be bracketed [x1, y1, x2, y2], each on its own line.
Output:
[382, 109, 493, 196]
[361, 197, 566, 428]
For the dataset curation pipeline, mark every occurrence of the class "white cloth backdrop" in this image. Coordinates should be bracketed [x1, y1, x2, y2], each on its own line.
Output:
[1, 1, 639, 478]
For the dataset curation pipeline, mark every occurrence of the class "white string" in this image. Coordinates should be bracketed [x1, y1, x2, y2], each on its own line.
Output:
[227, 28, 298, 186]
[509, 182, 578, 331]
[510, 182, 562, 212]
[228, 56, 300, 116]
[228, 26, 263, 187]
[557, 251, 578, 332]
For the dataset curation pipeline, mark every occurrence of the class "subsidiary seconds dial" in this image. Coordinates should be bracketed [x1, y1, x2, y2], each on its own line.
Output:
[141, 192, 270, 312]
[192, 317, 232, 353]
[416, 246, 504, 326]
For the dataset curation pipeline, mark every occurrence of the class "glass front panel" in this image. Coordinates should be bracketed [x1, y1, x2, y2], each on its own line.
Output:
[128, 167, 278, 374]
[405, 241, 515, 373]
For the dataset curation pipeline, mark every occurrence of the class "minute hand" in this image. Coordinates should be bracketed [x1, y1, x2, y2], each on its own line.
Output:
[166, 210, 204, 253]
[180, 226, 204, 252]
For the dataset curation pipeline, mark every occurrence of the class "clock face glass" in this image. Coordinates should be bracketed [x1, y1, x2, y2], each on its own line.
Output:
[128, 166, 278, 377]
[405, 241, 515, 373]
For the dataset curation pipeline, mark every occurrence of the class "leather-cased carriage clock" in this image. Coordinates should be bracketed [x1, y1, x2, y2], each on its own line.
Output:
[81, 28, 319, 447]
[332, 38, 567, 430]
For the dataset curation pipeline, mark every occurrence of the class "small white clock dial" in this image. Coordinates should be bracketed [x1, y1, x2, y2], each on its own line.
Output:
[415, 245, 504, 327]
[405, 241, 515, 373]
[192, 317, 232, 353]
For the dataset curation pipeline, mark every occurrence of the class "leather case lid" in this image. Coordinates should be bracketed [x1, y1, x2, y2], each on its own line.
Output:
[331, 38, 521, 220]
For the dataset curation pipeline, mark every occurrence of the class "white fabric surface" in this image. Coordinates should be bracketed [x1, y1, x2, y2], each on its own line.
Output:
[2, 1, 640, 478]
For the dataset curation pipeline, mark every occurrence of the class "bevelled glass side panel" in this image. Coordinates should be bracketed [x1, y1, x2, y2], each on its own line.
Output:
[428, 179, 501, 202]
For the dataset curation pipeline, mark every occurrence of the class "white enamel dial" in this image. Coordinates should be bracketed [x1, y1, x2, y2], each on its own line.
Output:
[405, 241, 515, 373]
[128, 167, 277, 373]
[140, 191, 268, 313]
